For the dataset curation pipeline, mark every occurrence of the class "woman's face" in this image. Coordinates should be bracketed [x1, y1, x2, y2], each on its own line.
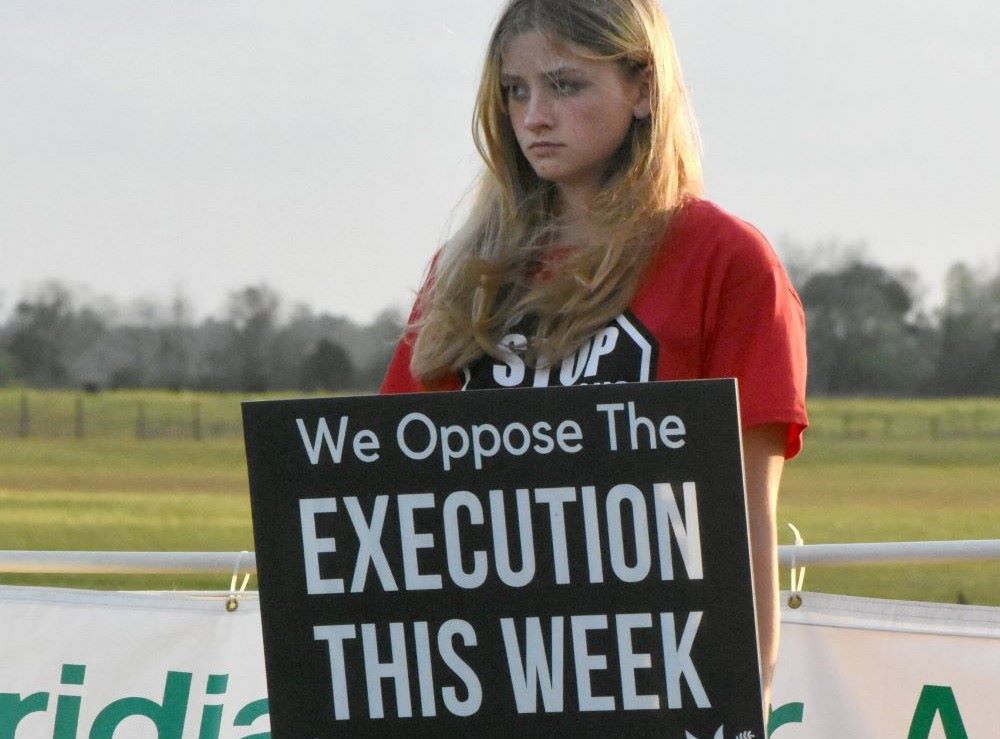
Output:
[500, 31, 649, 203]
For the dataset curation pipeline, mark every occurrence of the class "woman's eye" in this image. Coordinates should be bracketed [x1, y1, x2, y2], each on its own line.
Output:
[505, 83, 529, 102]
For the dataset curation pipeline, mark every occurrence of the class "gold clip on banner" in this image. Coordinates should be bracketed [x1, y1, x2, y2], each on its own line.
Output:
[226, 550, 251, 612]
[786, 524, 806, 609]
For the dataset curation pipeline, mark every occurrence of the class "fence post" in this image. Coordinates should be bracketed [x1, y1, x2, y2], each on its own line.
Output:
[74, 396, 84, 439]
[842, 412, 855, 439]
[192, 401, 202, 441]
[19, 393, 29, 437]
[136, 400, 146, 440]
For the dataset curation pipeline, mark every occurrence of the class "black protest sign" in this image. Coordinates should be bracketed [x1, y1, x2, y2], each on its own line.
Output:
[242, 380, 764, 738]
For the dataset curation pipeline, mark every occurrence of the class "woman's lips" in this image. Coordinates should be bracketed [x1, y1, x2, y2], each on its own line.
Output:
[529, 141, 563, 155]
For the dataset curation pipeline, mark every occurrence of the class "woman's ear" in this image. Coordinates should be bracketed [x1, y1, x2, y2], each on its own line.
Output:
[632, 65, 652, 119]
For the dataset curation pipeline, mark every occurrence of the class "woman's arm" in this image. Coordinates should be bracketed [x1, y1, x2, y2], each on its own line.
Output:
[742, 422, 787, 713]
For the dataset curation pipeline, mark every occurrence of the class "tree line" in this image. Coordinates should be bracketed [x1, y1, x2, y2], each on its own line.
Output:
[0, 284, 403, 393]
[784, 247, 998, 396]
[1, 249, 998, 395]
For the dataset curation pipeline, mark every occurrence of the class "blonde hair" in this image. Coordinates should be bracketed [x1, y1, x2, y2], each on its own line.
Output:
[411, 0, 703, 384]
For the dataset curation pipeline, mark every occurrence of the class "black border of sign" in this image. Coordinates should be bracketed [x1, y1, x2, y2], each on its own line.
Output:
[243, 379, 764, 738]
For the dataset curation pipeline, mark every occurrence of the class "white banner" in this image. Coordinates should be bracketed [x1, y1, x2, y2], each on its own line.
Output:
[771, 591, 1000, 738]
[1, 586, 997, 738]
[0, 586, 269, 739]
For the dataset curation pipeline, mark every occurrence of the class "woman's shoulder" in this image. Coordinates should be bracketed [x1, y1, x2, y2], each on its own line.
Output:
[665, 198, 785, 277]
[671, 198, 769, 248]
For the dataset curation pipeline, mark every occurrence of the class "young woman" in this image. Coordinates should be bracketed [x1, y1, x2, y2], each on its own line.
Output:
[381, 0, 808, 707]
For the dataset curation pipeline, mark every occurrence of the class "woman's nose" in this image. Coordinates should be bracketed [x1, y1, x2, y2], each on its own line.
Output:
[523, 93, 553, 131]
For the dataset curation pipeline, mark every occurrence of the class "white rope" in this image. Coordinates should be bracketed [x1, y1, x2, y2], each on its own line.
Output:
[776, 539, 1000, 566]
[0, 551, 257, 574]
[225, 550, 252, 612]
[0, 540, 998, 575]
[786, 523, 806, 608]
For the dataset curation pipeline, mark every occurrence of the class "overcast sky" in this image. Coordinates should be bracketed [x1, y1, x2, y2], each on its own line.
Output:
[3, 1, 998, 323]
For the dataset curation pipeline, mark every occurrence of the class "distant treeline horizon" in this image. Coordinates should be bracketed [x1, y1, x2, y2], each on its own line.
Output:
[1, 248, 998, 396]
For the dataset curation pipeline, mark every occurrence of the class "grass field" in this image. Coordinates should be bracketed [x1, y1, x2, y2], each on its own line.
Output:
[0, 391, 997, 603]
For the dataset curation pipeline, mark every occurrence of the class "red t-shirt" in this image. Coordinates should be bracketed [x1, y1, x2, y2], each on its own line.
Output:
[380, 199, 808, 457]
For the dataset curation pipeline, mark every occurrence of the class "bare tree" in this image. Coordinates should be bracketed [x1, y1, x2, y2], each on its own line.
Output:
[221, 284, 282, 391]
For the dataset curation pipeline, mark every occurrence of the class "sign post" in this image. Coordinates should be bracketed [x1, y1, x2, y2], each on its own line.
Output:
[243, 380, 764, 738]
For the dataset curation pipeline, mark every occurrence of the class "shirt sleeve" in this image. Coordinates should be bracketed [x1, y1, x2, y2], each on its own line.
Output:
[379, 297, 429, 394]
[703, 223, 809, 458]
[379, 252, 460, 394]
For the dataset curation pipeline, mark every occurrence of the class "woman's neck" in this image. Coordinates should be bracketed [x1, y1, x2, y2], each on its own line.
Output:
[555, 185, 601, 247]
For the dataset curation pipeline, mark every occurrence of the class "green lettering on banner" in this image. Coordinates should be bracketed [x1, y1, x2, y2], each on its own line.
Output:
[908, 685, 969, 739]
[196, 673, 229, 739]
[89, 670, 192, 739]
[54, 664, 87, 739]
[0, 666, 268, 739]
[233, 698, 270, 739]
[767, 701, 804, 736]
[0, 691, 49, 738]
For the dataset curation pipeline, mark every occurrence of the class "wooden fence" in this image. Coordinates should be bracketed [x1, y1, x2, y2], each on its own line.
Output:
[1, 391, 998, 441]
[0, 392, 244, 439]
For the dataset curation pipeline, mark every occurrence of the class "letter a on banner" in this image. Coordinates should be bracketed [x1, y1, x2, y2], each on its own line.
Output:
[907, 685, 969, 739]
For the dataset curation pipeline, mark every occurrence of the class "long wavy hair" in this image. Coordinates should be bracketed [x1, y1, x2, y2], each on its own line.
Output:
[410, 0, 703, 384]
